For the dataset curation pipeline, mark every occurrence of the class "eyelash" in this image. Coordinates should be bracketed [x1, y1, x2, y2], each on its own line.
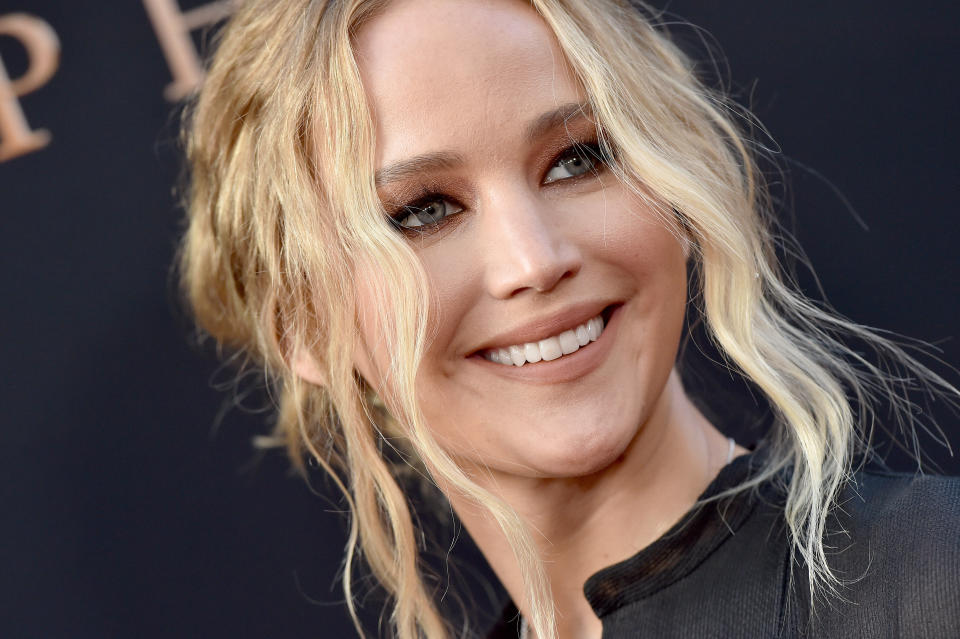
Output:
[387, 140, 610, 236]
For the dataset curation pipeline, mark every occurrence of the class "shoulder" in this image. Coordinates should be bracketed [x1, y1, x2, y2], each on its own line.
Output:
[836, 467, 960, 550]
[812, 467, 960, 637]
[813, 467, 960, 591]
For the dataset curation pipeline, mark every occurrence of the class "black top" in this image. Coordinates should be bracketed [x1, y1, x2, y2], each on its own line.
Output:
[487, 449, 960, 638]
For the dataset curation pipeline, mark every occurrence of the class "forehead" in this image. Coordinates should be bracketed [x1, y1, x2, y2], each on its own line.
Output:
[352, 0, 583, 165]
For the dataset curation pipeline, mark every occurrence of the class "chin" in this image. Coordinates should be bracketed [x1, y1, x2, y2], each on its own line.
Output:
[525, 417, 640, 478]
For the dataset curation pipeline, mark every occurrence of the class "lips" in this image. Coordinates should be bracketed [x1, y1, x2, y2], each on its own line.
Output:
[468, 303, 623, 384]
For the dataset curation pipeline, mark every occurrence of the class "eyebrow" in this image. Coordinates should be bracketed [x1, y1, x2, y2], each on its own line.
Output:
[523, 100, 593, 144]
[373, 101, 593, 187]
[374, 151, 463, 187]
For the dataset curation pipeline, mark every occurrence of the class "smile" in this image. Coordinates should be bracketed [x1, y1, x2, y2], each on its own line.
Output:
[482, 313, 605, 366]
[469, 304, 622, 385]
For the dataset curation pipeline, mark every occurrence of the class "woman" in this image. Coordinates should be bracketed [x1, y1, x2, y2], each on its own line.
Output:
[178, 0, 960, 637]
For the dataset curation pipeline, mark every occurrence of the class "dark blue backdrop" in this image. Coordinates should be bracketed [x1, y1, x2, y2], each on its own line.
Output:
[1, 1, 957, 637]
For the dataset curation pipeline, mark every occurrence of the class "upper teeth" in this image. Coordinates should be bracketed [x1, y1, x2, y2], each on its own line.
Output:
[482, 314, 605, 367]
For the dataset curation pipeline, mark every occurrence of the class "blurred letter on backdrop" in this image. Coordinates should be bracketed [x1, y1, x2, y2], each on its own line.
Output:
[143, 0, 235, 101]
[0, 13, 59, 163]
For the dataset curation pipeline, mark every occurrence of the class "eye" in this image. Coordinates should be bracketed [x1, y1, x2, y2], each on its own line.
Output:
[543, 143, 605, 184]
[391, 195, 464, 230]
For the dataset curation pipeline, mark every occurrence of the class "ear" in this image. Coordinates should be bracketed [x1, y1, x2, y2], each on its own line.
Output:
[291, 349, 327, 387]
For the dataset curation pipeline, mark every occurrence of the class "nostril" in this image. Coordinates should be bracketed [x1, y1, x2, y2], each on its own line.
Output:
[526, 262, 579, 295]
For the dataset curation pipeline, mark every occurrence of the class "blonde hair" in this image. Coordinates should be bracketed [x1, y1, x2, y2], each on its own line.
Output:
[178, 0, 956, 637]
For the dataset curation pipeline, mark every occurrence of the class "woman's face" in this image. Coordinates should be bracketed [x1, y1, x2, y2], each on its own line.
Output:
[351, 0, 688, 478]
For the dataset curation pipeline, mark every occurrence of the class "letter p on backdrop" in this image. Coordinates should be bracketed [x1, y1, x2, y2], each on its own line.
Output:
[0, 13, 59, 163]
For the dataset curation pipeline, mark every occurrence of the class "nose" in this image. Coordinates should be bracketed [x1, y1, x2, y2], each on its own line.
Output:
[482, 186, 583, 299]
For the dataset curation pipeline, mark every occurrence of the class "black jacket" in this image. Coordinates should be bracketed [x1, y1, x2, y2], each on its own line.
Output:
[488, 450, 960, 638]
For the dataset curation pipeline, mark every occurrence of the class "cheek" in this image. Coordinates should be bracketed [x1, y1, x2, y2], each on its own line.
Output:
[584, 192, 689, 300]
[413, 241, 483, 376]
[350, 253, 470, 421]
[350, 291, 386, 394]
[350, 265, 405, 409]
[595, 199, 690, 370]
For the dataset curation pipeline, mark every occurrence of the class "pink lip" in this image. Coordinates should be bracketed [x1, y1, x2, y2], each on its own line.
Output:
[467, 300, 617, 355]
[467, 304, 623, 384]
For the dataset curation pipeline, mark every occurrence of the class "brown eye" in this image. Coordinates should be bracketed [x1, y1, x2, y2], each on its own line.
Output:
[543, 143, 604, 184]
[393, 197, 464, 229]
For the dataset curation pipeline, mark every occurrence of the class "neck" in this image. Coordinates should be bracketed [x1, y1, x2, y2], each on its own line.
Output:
[446, 372, 746, 639]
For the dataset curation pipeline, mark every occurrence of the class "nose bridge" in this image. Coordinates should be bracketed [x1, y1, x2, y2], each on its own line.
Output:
[481, 181, 582, 299]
